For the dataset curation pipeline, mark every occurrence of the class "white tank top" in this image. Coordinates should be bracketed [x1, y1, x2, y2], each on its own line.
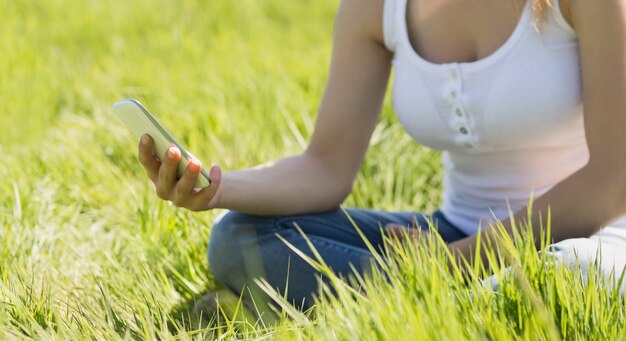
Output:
[383, 0, 626, 234]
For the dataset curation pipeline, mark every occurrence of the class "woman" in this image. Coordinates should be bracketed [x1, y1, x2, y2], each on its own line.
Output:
[138, 0, 626, 311]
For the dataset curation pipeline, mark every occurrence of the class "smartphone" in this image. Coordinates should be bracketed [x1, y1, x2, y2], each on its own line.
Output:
[112, 98, 211, 188]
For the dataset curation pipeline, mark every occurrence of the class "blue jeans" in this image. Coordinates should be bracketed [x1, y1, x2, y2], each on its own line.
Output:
[208, 208, 467, 309]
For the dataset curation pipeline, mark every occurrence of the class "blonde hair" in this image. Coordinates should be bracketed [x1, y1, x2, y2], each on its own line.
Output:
[532, 0, 552, 25]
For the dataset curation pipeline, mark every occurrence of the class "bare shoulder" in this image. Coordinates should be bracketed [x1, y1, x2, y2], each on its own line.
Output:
[335, 0, 386, 47]
[563, 0, 626, 165]
[566, 0, 626, 29]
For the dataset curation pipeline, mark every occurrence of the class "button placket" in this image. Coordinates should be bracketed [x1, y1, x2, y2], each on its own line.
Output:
[449, 68, 459, 81]
[444, 64, 475, 149]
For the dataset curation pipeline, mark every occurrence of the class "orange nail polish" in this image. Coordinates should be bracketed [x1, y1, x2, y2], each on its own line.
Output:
[189, 160, 201, 173]
[167, 147, 180, 160]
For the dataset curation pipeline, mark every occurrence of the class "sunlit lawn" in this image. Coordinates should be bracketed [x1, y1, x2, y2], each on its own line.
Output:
[0, 1, 624, 339]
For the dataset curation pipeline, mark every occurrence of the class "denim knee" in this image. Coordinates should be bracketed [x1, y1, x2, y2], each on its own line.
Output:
[208, 211, 274, 292]
[208, 211, 243, 289]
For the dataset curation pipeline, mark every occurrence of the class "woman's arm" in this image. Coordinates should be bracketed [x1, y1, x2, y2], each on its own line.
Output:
[449, 0, 626, 262]
[139, 0, 392, 215]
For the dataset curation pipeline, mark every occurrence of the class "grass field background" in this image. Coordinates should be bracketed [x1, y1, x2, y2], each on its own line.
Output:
[1, 0, 624, 339]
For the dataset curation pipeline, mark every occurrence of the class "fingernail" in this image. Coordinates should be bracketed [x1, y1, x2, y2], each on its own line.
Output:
[188, 159, 201, 173]
[141, 134, 150, 145]
[167, 146, 180, 160]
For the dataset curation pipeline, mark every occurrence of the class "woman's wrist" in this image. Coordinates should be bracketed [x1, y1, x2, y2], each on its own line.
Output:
[207, 170, 228, 210]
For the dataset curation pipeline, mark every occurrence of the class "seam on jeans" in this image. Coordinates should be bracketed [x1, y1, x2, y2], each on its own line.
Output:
[276, 211, 404, 236]
[276, 216, 354, 232]
[276, 215, 390, 251]
[302, 234, 375, 259]
[226, 220, 282, 236]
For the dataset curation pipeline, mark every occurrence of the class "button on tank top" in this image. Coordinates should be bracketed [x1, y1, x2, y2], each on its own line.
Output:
[383, 0, 626, 234]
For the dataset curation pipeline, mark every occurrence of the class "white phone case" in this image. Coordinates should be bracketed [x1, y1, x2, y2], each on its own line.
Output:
[112, 98, 211, 188]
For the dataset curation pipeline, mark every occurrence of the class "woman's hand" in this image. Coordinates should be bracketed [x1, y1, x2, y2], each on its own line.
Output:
[383, 223, 431, 257]
[138, 134, 222, 211]
[385, 223, 430, 244]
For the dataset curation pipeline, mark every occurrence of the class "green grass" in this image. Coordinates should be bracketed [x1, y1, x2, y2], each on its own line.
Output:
[0, 0, 624, 339]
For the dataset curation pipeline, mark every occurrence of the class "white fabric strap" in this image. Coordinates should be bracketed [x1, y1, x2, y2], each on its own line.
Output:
[382, 0, 400, 52]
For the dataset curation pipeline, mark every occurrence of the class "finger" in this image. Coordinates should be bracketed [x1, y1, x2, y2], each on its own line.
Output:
[409, 228, 422, 240]
[156, 145, 181, 199]
[385, 224, 408, 240]
[172, 159, 202, 206]
[189, 165, 222, 211]
[386, 224, 423, 241]
[138, 134, 160, 182]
